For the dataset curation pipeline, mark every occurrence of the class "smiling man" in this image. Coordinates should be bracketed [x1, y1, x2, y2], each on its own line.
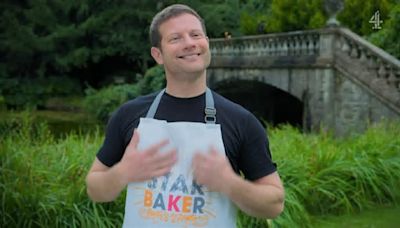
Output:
[86, 4, 284, 227]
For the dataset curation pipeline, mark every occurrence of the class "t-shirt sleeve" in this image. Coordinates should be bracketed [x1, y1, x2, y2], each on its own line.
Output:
[238, 112, 277, 181]
[96, 108, 126, 167]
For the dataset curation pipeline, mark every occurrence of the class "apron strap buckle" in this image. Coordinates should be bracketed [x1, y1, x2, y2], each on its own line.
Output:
[205, 107, 216, 124]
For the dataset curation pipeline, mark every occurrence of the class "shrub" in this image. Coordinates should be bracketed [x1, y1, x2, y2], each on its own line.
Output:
[83, 65, 165, 122]
[136, 65, 166, 95]
[84, 84, 139, 123]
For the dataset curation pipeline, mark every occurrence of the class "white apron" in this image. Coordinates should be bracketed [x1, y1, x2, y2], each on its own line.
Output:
[122, 88, 236, 227]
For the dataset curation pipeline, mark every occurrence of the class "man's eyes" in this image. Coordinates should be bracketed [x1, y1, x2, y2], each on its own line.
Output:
[168, 33, 203, 42]
[169, 37, 180, 42]
[192, 33, 203, 38]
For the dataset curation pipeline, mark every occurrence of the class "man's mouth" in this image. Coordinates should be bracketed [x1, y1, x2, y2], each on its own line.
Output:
[178, 53, 201, 59]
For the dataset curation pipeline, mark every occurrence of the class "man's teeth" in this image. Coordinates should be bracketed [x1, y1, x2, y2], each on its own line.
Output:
[180, 53, 200, 58]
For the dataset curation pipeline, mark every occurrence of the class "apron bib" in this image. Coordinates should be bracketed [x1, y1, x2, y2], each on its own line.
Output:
[122, 88, 236, 227]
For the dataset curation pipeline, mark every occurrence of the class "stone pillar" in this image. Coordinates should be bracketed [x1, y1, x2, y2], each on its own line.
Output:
[318, 29, 336, 66]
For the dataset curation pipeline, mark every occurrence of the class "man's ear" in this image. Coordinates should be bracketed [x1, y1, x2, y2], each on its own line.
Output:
[151, 47, 163, 64]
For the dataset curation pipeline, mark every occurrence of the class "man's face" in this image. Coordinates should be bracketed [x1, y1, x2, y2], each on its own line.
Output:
[151, 13, 211, 78]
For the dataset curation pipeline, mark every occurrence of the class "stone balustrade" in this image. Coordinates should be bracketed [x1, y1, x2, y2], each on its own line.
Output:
[332, 28, 400, 112]
[209, 27, 400, 113]
[335, 28, 400, 94]
[210, 30, 320, 58]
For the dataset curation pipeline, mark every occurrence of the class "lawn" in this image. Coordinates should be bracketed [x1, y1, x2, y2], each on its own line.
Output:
[312, 205, 400, 227]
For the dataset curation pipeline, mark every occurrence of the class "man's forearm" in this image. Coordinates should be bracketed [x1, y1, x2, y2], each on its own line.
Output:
[222, 174, 284, 218]
[86, 165, 126, 202]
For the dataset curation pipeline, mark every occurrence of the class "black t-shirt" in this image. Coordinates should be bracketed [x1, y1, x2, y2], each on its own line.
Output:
[97, 90, 276, 181]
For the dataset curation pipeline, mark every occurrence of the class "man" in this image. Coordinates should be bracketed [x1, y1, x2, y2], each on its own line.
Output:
[86, 4, 284, 227]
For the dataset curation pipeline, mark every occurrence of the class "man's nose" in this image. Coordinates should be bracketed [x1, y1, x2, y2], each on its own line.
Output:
[182, 35, 196, 49]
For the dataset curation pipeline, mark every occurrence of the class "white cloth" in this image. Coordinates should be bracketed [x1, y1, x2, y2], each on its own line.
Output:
[122, 118, 236, 227]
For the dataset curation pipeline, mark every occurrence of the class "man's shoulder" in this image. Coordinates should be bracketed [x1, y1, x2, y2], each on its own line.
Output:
[112, 91, 159, 120]
[122, 92, 158, 109]
[105, 91, 160, 138]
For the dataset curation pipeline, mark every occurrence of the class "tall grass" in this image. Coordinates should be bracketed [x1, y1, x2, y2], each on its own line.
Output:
[1, 113, 124, 227]
[270, 123, 400, 227]
[1, 114, 399, 227]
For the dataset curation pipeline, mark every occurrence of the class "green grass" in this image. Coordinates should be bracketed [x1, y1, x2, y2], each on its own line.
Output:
[1, 113, 399, 227]
[312, 205, 400, 227]
[0, 113, 123, 227]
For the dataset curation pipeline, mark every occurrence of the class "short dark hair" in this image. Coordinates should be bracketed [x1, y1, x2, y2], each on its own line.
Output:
[149, 4, 206, 48]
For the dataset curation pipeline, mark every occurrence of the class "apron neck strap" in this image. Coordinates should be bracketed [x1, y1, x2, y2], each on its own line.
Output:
[204, 88, 216, 124]
[145, 89, 165, 119]
[145, 88, 216, 124]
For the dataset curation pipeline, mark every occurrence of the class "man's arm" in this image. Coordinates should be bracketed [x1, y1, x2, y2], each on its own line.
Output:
[222, 171, 284, 218]
[193, 148, 284, 218]
[86, 158, 127, 202]
[86, 130, 177, 202]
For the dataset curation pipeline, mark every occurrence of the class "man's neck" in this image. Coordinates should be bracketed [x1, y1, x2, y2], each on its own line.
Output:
[165, 73, 207, 98]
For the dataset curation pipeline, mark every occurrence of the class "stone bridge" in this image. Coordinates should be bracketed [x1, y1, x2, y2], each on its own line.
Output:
[207, 27, 400, 135]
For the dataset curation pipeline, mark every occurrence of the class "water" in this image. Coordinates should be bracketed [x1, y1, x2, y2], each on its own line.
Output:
[0, 110, 103, 138]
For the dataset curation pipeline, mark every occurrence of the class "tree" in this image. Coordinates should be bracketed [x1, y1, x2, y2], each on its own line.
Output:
[368, 4, 400, 59]
[337, 0, 393, 36]
[239, 0, 272, 35]
[0, 0, 159, 85]
[0, 0, 161, 108]
[177, 0, 242, 38]
[264, 0, 326, 33]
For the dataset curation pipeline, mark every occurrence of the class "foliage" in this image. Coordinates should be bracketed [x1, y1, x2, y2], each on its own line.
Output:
[368, 4, 400, 59]
[0, 0, 155, 110]
[337, 0, 393, 36]
[270, 122, 400, 227]
[237, 210, 270, 227]
[0, 0, 248, 109]
[0, 96, 5, 110]
[0, 113, 124, 227]
[263, 0, 327, 33]
[197, 0, 242, 38]
[135, 65, 166, 95]
[0, 0, 157, 94]
[84, 84, 139, 123]
[1, 115, 399, 227]
[0, 76, 81, 109]
[83, 65, 165, 122]
[0, 0, 243, 85]
[239, 0, 272, 35]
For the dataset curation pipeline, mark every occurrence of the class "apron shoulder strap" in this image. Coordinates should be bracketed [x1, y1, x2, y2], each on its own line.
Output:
[145, 88, 216, 124]
[146, 89, 165, 118]
[204, 87, 216, 124]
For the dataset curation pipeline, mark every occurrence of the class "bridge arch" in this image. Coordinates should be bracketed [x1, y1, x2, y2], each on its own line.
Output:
[211, 79, 306, 129]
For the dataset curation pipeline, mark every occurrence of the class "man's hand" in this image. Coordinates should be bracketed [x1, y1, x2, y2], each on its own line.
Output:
[116, 129, 177, 185]
[192, 147, 235, 192]
[192, 147, 284, 218]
